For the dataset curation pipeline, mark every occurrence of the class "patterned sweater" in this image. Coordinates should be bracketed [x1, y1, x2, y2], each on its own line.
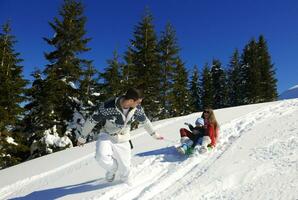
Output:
[78, 97, 156, 143]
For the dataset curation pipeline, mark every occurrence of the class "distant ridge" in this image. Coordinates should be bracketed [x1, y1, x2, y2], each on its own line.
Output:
[279, 84, 298, 100]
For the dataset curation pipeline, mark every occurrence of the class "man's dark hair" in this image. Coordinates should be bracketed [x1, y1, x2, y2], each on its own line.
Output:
[123, 88, 144, 100]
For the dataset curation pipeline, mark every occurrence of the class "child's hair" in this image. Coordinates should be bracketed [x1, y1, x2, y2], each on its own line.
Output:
[123, 88, 144, 100]
[201, 108, 219, 130]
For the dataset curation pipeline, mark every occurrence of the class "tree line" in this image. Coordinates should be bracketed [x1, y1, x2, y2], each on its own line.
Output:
[0, 0, 277, 169]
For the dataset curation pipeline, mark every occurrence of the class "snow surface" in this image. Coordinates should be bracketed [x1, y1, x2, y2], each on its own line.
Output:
[279, 84, 298, 100]
[0, 99, 298, 200]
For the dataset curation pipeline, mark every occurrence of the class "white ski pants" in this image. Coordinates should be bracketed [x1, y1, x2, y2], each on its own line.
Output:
[95, 133, 131, 178]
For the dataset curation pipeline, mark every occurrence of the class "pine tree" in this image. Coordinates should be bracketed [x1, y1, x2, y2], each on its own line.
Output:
[100, 50, 123, 99]
[129, 9, 161, 119]
[122, 47, 136, 90]
[189, 65, 202, 112]
[23, 0, 92, 157]
[0, 22, 28, 131]
[210, 59, 227, 109]
[23, 70, 46, 135]
[40, 0, 91, 135]
[241, 38, 261, 103]
[0, 22, 30, 169]
[79, 60, 102, 113]
[157, 23, 180, 118]
[170, 59, 191, 117]
[0, 129, 30, 169]
[201, 63, 213, 109]
[257, 35, 277, 102]
[227, 49, 243, 106]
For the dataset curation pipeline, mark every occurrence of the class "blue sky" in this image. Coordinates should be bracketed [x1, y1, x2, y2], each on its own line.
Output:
[1, 0, 298, 94]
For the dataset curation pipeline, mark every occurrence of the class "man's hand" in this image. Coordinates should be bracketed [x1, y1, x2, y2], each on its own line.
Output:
[77, 137, 86, 147]
[77, 141, 85, 147]
[153, 133, 164, 140]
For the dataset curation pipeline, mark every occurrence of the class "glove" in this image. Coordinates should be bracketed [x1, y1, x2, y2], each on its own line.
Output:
[184, 122, 194, 131]
[188, 124, 194, 131]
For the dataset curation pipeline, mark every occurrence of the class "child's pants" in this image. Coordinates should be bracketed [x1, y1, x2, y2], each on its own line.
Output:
[180, 128, 196, 141]
[95, 133, 131, 178]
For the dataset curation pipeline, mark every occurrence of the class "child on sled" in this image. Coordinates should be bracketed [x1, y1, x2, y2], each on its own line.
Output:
[177, 108, 219, 155]
[177, 117, 210, 155]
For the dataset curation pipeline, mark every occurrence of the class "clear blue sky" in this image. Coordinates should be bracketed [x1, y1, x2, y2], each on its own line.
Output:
[1, 0, 298, 94]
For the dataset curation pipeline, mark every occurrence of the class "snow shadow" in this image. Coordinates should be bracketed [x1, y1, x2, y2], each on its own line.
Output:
[9, 179, 120, 200]
[136, 146, 187, 162]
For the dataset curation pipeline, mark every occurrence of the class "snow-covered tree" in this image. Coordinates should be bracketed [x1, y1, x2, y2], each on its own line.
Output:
[79, 60, 102, 112]
[24, 0, 92, 157]
[0, 22, 30, 169]
[41, 0, 91, 133]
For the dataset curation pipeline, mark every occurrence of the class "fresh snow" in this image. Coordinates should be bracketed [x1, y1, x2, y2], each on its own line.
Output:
[0, 99, 298, 200]
[42, 126, 73, 153]
[92, 92, 101, 96]
[5, 137, 18, 146]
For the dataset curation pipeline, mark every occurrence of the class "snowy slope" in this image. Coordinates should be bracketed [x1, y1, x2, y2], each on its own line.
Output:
[279, 84, 298, 100]
[1, 100, 298, 200]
